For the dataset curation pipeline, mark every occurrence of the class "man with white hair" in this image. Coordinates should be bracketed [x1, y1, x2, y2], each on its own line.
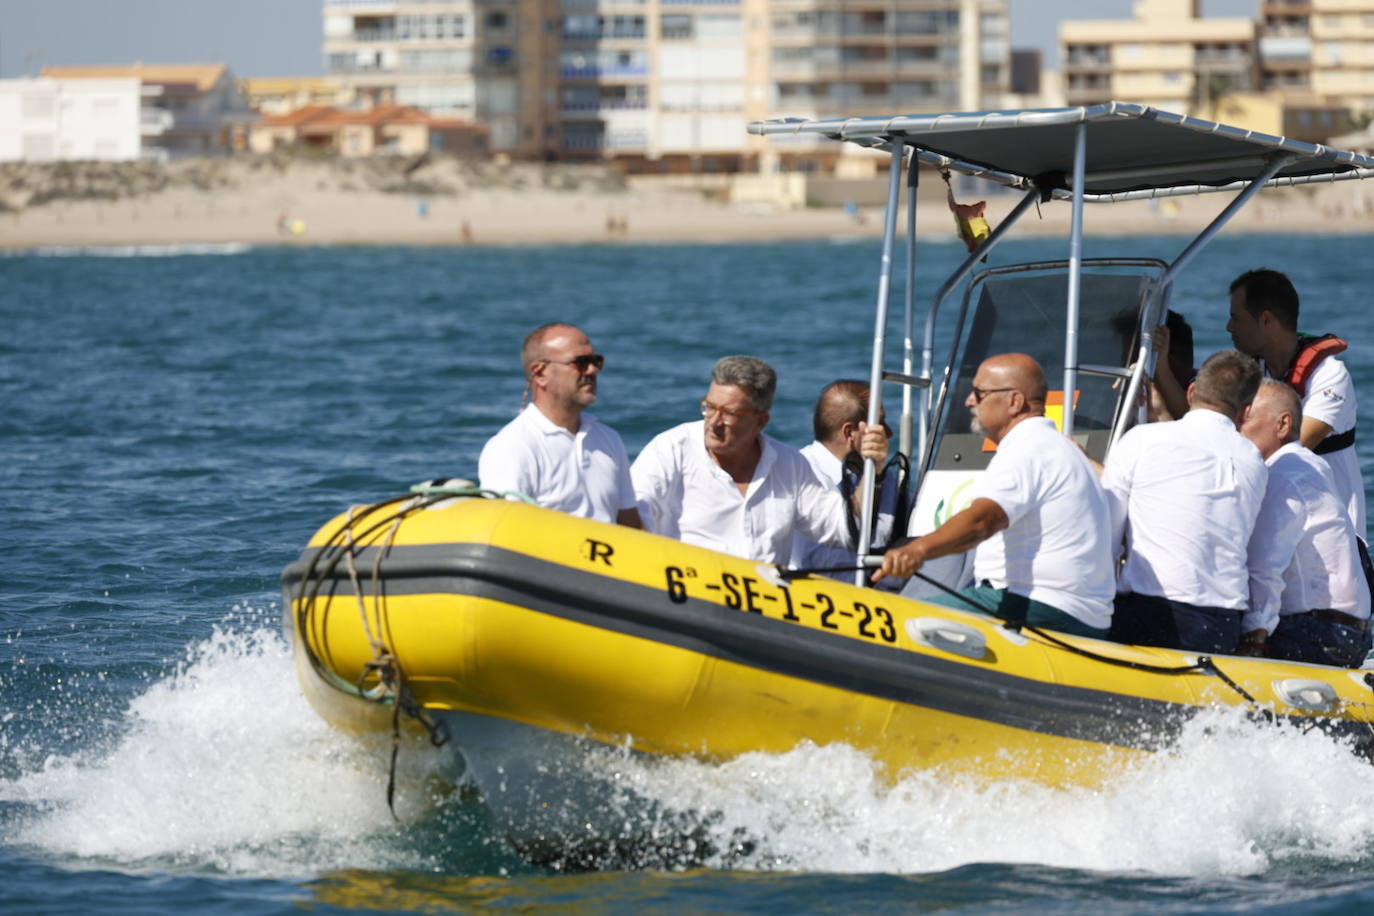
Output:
[1240, 378, 1371, 666]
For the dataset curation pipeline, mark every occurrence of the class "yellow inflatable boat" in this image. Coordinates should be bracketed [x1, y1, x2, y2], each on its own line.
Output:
[283, 493, 1374, 791]
[282, 105, 1374, 860]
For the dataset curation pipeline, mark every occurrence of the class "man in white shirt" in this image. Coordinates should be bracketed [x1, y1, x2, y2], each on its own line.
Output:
[1240, 379, 1371, 667]
[792, 379, 904, 588]
[1227, 268, 1365, 536]
[479, 323, 641, 527]
[1103, 349, 1267, 653]
[875, 354, 1115, 637]
[632, 356, 886, 566]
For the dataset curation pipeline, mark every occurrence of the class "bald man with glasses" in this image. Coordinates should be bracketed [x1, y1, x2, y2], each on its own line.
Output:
[876, 353, 1115, 638]
[632, 355, 886, 566]
[479, 322, 641, 527]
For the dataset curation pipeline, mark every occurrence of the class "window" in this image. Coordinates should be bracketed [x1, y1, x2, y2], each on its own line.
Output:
[488, 46, 514, 66]
[662, 14, 693, 39]
[486, 11, 508, 30]
[21, 94, 55, 119]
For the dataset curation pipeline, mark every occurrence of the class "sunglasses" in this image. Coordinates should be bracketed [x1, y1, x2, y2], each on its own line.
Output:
[546, 354, 605, 373]
[970, 385, 1016, 404]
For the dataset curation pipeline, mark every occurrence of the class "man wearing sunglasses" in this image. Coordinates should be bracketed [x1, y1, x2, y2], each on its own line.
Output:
[479, 323, 642, 528]
[631, 355, 887, 566]
[874, 353, 1115, 638]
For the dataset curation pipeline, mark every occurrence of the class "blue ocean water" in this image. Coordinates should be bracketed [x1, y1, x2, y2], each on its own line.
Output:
[4, 232, 1374, 914]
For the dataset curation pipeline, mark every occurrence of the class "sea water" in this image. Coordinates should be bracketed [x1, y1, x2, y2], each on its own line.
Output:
[4, 234, 1374, 914]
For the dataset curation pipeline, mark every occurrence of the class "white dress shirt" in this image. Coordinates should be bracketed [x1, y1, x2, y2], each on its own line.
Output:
[1298, 355, 1365, 537]
[478, 404, 635, 524]
[1102, 408, 1268, 610]
[1245, 441, 1370, 634]
[791, 441, 900, 584]
[632, 421, 851, 565]
[969, 416, 1116, 629]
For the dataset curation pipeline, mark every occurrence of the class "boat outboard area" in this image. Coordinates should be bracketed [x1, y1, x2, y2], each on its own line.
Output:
[282, 103, 1374, 858]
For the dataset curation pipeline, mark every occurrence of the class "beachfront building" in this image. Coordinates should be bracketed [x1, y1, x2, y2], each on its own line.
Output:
[1060, 0, 1258, 112]
[0, 77, 142, 162]
[241, 76, 343, 115]
[249, 104, 487, 156]
[320, 0, 1010, 169]
[41, 64, 256, 160]
[1059, 0, 1374, 136]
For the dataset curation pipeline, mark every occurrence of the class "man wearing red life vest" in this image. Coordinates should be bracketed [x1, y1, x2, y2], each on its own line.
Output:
[1227, 269, 1366, 538]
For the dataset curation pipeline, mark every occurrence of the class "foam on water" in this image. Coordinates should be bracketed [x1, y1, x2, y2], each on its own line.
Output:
[7, 620, 1374, 881]
[592, 712, 1374, 877]
[0, 625, 453, 878]
[4, 242, 254, 258]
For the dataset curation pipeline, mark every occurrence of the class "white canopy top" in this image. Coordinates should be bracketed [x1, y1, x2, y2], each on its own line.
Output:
[749, 102, 1374, 200]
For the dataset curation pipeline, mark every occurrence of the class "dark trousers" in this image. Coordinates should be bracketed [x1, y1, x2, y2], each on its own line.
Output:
[1109, 592, 1241, 654]
[928, 584, 1109, 639]
[1269, 613, 1372, 668]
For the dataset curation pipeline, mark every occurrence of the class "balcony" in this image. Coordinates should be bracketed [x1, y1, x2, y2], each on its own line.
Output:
[562, 99, 649, 115]
[140, 108, 174, 134]
[1260, 35, 1312, 61]
[351, 28, 397, 41]
[560, 65, 649, 78]
[325, 0, 397, 8]
[563, 27, 648, 40]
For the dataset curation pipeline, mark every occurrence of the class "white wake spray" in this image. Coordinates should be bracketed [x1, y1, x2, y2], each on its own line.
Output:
[0, 622, 453, 877]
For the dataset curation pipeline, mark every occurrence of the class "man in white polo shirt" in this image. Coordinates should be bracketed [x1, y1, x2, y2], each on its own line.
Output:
[1103, 349, 1267, 653]
[479, 323, 641, 527]
[875, 353, 1115, 637]
[632, 355, 886, 566]
[1240, 379, 1371, 666]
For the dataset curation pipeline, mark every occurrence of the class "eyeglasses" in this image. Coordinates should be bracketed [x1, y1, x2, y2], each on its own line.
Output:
[545, 353, 605, 373]
[700, 399, 757, 426]
[970, 385, 1017, 404]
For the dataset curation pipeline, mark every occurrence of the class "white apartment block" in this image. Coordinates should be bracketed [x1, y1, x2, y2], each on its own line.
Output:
[0, 78, 143, 162]
[322, 0, 1009, 168]
[1061, 0, 1257, 112]
[1307, 0, 1374, 112]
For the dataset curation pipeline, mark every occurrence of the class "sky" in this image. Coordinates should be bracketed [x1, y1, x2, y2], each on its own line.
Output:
[0, 0, 1259, 80]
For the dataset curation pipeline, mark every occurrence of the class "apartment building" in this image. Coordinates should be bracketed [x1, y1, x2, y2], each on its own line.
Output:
[1308, 0, 1374, 113]
[0, 77, 142, 162]
[1061, 0, 1257, 112]
[322, 0, 1009, 168]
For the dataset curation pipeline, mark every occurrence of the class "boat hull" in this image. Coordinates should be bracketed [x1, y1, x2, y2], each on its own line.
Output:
[283, 496, 1374, 837]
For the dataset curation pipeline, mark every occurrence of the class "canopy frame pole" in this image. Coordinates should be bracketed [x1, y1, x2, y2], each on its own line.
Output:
[1062, 121, 1088, 438]
[1108, 152, 1298, 449]
[900, 152, 920, 459]
[1162, 152, 1298, 284]
[919, 186, 1040, 464]
[857, 139, 905, 586]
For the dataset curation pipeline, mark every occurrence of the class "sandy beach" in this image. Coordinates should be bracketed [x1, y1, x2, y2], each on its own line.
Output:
[3, 155, 1374, 250]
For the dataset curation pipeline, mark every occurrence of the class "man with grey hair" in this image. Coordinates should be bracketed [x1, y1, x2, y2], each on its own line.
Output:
[1239, 379, 1371, 666]
[1102, 349, 1268, 653]
[632, 355, 887, 566]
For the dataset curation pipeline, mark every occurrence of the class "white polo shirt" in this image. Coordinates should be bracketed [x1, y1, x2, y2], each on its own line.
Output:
[1297, 355, 1365, 538]
[1102, 408, 1268, 610]
[478, 404, 635, 524]
[969, 416, 1116, 629]
[1245, 441, 1370, 634]
[631, 421, 851, 565]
